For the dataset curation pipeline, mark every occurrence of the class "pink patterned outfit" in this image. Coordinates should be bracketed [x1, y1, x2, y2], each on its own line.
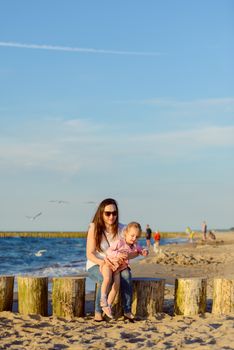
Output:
[104, 238, 144, 273]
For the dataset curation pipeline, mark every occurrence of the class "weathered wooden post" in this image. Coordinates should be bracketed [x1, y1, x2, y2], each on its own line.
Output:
[174, 277, 207, 316]
[52, 276, 85, 318]
[0, 275, 14, 311]
[212, 278, 234, 315]
[18, 276, 48, 316]
[132, 277, 165, 318]
[111, 278, 165, 319]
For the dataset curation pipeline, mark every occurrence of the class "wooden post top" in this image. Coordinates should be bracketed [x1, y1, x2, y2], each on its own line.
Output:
[176, 277, 207, 281]
[132, 277, 165, 282]
[52, 276, 86, 280]
[17, 276, 48, 280]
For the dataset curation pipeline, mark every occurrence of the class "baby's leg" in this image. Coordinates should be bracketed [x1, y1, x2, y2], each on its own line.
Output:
[107, 272, 120, 306]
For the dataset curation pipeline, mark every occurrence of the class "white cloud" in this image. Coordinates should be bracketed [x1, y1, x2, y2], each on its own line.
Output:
[0, 117, 110, 174]
[0, 113, 233, 175]
[116, 125, 234, 161]
[0, 41, 162, 56]
[138, 126, 234, 147]
[63, 118, 103, 134]
[140, 97, 234, 109]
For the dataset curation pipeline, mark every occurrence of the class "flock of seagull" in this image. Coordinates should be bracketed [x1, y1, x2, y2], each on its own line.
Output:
[25, 200, 68, 221]
[25, 200, 96, 221]
[27, 200, 96, 257]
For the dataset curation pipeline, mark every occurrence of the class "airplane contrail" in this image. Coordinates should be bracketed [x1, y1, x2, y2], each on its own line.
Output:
[0, 41, 162, 56]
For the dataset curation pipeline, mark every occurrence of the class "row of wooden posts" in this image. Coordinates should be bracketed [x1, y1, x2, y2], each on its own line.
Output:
[0, 275, 233, 318]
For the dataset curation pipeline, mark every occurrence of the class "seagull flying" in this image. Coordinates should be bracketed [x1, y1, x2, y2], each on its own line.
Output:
[35, 249, 47, 257]
[49, 200, 69, 204]
[26, 212, 42, 221]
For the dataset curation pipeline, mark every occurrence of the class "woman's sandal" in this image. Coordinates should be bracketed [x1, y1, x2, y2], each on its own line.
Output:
[94, 312, 104, 322]
[101, 305, 113, 319]
[124, 312, 135, 322]
[100, 296, 113, 319]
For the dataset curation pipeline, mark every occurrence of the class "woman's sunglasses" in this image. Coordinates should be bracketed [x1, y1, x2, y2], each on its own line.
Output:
[104, 211, 117, 217]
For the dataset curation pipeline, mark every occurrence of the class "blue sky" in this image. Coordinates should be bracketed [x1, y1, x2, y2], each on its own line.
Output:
[0, 0, 233, 232]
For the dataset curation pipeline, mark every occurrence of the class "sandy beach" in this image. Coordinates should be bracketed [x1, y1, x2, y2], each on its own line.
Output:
[0, 231, 234, 349]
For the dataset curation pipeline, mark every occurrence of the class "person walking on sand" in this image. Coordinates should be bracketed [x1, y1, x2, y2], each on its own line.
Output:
[86, 198, 140, 322]
[99, 222, 149, 319]
[185, 226, 195, 243]
[145, 224, 152, 249]
[208, 230, 216, 241]
[153, 230, 161, 252]
[202, 221, 207, 241]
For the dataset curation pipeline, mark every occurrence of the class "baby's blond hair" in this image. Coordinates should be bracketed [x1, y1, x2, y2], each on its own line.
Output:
[125, 221, 142, 236]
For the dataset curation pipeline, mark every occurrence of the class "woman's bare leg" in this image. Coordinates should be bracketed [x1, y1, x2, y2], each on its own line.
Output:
[107, 272, 120, 306]
[100, 264, 114, 318]
[100, 264, 112, 298]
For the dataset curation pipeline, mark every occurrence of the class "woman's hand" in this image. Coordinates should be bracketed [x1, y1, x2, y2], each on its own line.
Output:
[116, 252, 128, 265]
[99, 260, 105, 272]
[118, 252, 128, 260]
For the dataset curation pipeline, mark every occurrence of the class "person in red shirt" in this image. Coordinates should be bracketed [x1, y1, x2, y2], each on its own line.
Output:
[153, 230, 161, 252]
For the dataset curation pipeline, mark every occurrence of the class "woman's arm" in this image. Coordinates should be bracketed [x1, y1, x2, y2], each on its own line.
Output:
[128, 251, 139, 259]
[106, 241, 120, 259]
[86, 223, 104, 267]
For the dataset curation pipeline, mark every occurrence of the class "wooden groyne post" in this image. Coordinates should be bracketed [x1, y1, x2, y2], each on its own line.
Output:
[174, 277, 207, 316]
[0, 276, 14, 311]
[52, 276, 86, 318]
[132, 277, 165, 318]
[212, 278, 234, 315]
[112, 277, 165, 318]
[18, 276, 48, 316]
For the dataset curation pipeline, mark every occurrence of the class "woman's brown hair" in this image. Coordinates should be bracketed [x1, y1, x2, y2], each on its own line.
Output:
[92, 198, 119, 252]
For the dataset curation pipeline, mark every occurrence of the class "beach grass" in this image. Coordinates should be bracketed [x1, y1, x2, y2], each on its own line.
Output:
[0, 231, 87, 238]
[0, 231, 189, 238]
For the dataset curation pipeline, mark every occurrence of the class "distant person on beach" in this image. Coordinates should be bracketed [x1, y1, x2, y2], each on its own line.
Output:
[145, 224, 152, 249]
[99, 222, 148, 318]
[208, 230, 216, 241]
[86, 198, 140, 322]
[153, 230, 161, 252]
[202, 221, 207, 241]
[186, 226, 195, 243]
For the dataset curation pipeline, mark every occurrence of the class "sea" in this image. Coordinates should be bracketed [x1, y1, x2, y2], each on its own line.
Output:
[0, 236, 187, 292]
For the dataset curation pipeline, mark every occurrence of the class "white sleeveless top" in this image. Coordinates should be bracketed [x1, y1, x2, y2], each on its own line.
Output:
[86, 223, 125, 271]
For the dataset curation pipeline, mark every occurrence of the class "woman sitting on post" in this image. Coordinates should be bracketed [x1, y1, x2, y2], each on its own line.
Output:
[86, 198, 139, 321]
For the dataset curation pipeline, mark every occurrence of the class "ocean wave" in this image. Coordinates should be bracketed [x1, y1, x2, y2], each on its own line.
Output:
[30, 263, 86, 277]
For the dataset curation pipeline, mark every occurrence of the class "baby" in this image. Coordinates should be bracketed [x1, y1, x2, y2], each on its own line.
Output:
[100, 221, 148, 319]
